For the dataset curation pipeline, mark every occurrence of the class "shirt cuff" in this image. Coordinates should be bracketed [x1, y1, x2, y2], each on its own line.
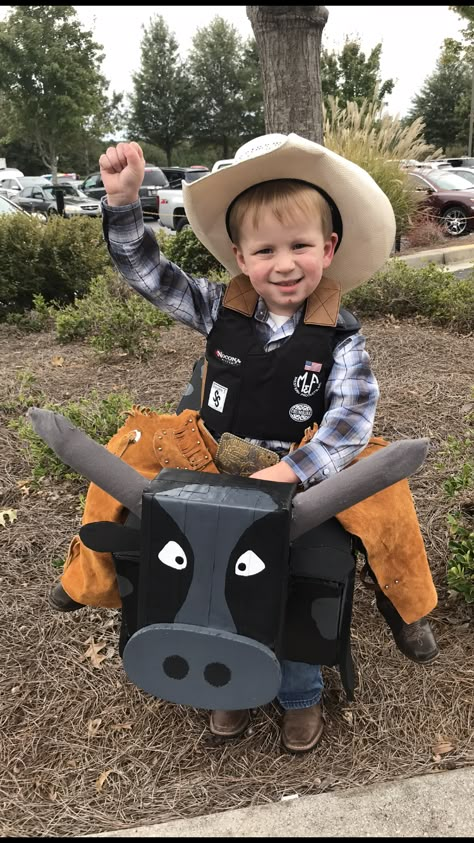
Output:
[101, 196, 144, 243]
[282, 440, 339, 486]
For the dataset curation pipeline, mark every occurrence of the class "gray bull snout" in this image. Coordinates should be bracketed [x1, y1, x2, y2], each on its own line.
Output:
[123, 624, 282, 709]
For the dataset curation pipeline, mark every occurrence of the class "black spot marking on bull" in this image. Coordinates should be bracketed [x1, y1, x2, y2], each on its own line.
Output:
[225, 511, 289, 646]
[141, 503, 194, 624]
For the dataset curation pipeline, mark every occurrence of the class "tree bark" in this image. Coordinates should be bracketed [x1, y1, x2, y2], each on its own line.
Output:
[246, 6, 328, 143]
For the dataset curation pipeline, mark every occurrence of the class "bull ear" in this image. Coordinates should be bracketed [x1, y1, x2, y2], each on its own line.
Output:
[80, 522, 141, 553]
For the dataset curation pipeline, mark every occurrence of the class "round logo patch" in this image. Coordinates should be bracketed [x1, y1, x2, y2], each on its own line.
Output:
[289, 403, 313, 422]
[293, 372, 321, 397]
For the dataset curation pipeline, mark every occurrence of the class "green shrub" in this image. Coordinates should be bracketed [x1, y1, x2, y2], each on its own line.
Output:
[2, 368, 47, 416]
[156, 227, 224, 276]
[39, 215, 110, 302]
[436, 400, 473, 604]
[343, 260, 474, 333]
[52, 269, 173, 357]
[9, 390, 137, 482]
[5, 293, 55, 332]
[446, 515, 474, 604]
[0, 214, 111, 317]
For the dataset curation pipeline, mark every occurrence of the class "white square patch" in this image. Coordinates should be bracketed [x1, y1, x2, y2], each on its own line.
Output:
[208, 381, 228, 413]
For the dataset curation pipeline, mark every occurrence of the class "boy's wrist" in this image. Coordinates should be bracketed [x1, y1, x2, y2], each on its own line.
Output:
[106, 192, 140, 208]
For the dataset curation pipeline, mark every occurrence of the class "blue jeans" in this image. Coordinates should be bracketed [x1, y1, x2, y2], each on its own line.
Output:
[277, 659, 324, 710]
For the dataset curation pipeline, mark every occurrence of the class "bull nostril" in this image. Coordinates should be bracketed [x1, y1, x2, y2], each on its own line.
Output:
[204, 662, 231, 687]
[163, 655, 189, 680]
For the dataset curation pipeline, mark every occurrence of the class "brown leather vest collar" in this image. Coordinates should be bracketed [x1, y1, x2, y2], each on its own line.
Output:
[222, 274, 342, 327]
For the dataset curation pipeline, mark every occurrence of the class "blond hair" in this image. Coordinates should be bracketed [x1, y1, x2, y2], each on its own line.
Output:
[227, 180, 334, 246]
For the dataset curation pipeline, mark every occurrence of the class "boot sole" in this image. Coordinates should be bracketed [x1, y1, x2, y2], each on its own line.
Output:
[281, 721, 324, 754]
[398, 647, 440, 664]
[48, 588, 84, 612]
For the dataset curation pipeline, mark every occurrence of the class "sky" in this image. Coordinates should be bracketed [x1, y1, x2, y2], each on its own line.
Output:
[0, 5, 467, 117]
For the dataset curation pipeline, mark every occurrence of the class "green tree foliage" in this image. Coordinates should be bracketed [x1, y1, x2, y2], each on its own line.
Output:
[321, 37, 394, 109]
[128, 14, 196, 166]
[406, 39, 471, 152]
[0, 5, 112, 180]
[187, 16, 264, 158]
[449, 5, 474, 43]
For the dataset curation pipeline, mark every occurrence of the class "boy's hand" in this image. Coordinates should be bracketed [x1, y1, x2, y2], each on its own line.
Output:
[250, 462, 299, 484]
[99, 141, 145, 207]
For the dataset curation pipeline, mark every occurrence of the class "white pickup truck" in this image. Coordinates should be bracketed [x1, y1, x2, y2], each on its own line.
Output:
[157, 161, 233, 232]
[157, 187, 189, 232]
[157, 166, 210, 232]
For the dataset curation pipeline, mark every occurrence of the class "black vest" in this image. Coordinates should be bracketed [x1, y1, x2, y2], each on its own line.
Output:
[200, 278, 359, 442]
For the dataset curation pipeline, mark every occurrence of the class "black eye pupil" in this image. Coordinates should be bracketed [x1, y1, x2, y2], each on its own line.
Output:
[237, 562, 246, 571]
[175, 556, 184, 566]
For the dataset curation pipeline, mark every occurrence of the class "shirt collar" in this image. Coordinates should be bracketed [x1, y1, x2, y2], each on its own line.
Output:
[254, 296, 303, 327]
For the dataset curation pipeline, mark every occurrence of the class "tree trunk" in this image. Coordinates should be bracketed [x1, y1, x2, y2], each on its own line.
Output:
[246, 6, 328, 143]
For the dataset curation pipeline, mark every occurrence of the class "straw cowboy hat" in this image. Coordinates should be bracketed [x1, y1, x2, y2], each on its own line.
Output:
[183, 133, 396, 293]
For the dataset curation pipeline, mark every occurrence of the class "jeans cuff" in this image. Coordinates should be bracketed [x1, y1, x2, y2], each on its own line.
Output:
[277, 691, 322, 711]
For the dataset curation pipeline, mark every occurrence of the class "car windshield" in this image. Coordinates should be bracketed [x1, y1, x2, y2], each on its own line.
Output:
[43, 185, 88, 199]
[426, 171, 474, 191]
[452, 170, 474, 184]
[142, 169, 168, 187]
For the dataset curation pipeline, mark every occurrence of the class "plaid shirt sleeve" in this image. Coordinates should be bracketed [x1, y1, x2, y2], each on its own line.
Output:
[282, 333, 380, 486]
[101, 198, 225, 336]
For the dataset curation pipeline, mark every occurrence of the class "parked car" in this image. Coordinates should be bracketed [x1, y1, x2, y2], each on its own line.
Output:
[407, 168, 474, 236]
[82, 165, 169, 216]
[160, 166, 209, 188]
[41, 172, 82, 184]
[0, 166, 24, 179]
[12, 181, 101, 219]
[0, 175, 45, 200]
[0, 193, 29, 216]
[156, 168, 209, 232]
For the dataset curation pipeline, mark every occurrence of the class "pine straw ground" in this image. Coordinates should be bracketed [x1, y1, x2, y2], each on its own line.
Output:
[0, 317, 473, 838]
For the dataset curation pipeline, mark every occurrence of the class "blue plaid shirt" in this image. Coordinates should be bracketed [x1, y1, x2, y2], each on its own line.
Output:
[102, 199, 379, 487]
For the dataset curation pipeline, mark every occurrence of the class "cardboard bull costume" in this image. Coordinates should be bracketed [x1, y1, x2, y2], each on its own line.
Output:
[28, 407, 428, 709]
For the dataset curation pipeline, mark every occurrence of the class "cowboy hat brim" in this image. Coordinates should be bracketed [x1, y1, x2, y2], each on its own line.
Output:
[183, 133, 396, 293]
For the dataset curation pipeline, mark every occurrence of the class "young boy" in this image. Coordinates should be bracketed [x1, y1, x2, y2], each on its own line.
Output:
[52, 133, 439, 753]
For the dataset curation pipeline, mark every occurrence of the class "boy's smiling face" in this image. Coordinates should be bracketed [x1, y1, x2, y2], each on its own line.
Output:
[232, 207, 338, 317]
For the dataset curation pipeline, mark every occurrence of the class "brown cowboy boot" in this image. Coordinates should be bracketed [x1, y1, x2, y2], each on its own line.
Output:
[281, 703, 324, 753]
[361, 562, 439, 664]
[209, 709, 250, 738]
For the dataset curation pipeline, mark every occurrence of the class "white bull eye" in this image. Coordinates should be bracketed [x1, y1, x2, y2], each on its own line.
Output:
[235, 550, 265, 577]
[158, 541, 187, 570]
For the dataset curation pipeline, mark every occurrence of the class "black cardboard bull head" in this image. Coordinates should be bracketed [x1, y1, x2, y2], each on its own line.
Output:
[27, 408, 429, 710]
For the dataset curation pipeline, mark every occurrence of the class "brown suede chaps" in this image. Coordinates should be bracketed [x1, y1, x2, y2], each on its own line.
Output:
[60, 407, 437, 624]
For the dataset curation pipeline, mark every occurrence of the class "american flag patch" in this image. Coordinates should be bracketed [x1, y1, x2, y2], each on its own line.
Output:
[304, 360, 322, 372]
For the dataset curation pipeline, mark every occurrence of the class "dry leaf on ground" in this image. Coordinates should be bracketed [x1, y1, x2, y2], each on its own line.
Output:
[432, 736, 456, 756]
[96, 770, 114, 792]
[80, 638, 107, 668]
